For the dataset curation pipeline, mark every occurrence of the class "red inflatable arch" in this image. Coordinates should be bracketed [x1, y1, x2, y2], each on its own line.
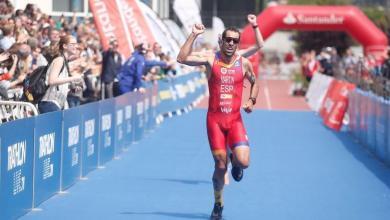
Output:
[241, 5, 388, 56]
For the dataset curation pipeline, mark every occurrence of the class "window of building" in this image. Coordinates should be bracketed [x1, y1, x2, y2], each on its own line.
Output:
[53, 0, 84, 12]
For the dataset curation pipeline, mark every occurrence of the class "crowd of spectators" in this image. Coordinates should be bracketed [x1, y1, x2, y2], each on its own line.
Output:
[0, 1, 179, 117]
[295, 45, 390, 98]
[0, 2, 102, 107]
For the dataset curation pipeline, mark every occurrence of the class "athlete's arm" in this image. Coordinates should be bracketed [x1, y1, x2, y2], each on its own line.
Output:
[243, 58, 259, 113]
[239, 14, 264, 58]
[177, 24, 210, 66]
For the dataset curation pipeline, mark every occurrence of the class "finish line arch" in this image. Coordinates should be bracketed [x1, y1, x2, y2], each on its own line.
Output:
[241, 5, 388, 56]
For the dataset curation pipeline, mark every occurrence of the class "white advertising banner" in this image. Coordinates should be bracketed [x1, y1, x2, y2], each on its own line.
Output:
[305, 73, 334, 112]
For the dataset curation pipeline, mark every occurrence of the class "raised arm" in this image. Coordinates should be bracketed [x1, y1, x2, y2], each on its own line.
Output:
[239, 14, 264, 58]
[177, 24, 210, 66]
[242, 58, 259, 113]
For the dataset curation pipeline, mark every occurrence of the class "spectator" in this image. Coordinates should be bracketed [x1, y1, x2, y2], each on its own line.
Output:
[0, 24, 15, 50]
[42, 28, 61, 62]
[0, 52, 18, 99]
[38, 35, 83, 113]
[318, 48, 333, 76]
[0, 1, 102, 105]
[303, 50, 319, 82]
[117, 43, 166, 94]
[101, 38, 121, 98]
[27, 37, 47, 69]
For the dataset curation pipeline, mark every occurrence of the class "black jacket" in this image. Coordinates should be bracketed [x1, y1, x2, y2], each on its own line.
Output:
[382, 58, 390, 79]
[101, 49, 122, 83]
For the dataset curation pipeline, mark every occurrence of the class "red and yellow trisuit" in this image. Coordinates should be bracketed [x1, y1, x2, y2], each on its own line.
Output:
[207, 52, 249, 152]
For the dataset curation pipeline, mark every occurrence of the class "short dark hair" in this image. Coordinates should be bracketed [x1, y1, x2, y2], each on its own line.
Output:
[222, 27, 241, 40]
[135, 43, 145, 51]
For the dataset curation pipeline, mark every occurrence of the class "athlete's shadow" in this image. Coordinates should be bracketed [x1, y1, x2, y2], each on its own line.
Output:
[120, 211, 209, 219]
[144, 177, 212, 185]
[334, 130, 390, 189]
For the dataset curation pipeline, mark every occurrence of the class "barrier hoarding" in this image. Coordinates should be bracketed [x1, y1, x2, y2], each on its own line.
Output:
[80, 102, 100, 176]
[134, 92, 145, 142]
[144, 89, 150, 133]
[33, 111, 62, 206]
[123, 92, 135, 147]
[61, 108, 82, 191]
[366, 92, 376, 153]
[99, 98, 115, 165]
[375, 96, 387, 161]
[348, 90, 357, 137]
[354, 90, 361, 140]
[387, 99, 390, 165]
[0, 118, 34, 219]
[306, 73, 333, 112]
[0, 72, 207, 218]
[157, 78, 176, 116]
[359, 90, 369, 146]
[323, 80, 356, 131]
[149, 84, 158, 130]
[115, 94, 128, 156]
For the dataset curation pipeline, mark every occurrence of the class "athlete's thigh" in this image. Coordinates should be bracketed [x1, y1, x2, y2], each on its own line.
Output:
[227, 117, 249, 150]
[207, 116, 227, 153]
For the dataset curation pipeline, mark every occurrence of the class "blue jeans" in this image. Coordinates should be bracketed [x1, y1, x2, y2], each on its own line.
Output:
[38, 101, 61, 114]
[67, 95, 81, 108]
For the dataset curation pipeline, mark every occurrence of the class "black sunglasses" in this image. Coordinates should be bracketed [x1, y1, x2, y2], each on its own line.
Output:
[223, 37, 240, 44]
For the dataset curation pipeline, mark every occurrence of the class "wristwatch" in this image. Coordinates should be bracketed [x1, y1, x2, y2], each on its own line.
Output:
[249, 97, 256, 105]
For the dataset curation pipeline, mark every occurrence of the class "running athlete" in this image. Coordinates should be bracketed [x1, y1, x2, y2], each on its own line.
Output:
[177, 24, 259, 220]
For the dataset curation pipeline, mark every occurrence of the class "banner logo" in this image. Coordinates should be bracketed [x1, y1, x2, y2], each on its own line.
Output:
[283, 12, 344, 25]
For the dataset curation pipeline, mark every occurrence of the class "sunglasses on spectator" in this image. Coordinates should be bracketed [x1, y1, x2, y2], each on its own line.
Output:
[223, 37, 240, 44]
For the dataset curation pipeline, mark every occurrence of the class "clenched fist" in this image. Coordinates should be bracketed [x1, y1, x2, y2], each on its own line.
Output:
[247, 14, 257, 26]
[192, 24, 205, 35]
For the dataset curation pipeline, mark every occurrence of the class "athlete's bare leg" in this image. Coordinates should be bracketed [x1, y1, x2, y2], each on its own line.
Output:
[224, 148, 231, 185]
[212, 150, 228, 201]
[232, 145, 250, 169]
[230, 145, 250, 182]
[210, 150, 228, 218]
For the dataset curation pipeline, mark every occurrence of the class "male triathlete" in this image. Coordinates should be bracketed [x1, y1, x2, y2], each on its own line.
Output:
[177, 22, 259, 219]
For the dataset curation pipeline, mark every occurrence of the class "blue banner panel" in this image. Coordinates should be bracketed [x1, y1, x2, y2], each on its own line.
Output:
[123, 92, 135, 148]
[99, 98, 115, 165]
[33, 111, 62, 206]
[115, 94, 128, 156]
[0, 118, 34, 219]
[144, 88, 151, 132]
[156, 72, 206, 117]
[134, 92, 145, 142]
[80, 102, 99, 177]
[359, 90, 368, 147]
[157, 78, 177, 116]
[347, 90, 357, 137]
[375, 97, 388, 161]
[366, 92, 376, 153]
[387, 100, 390, 166]
[61, 107, 82, 190]
[148, 84, 158, 130]
[353, 90, 361, 140]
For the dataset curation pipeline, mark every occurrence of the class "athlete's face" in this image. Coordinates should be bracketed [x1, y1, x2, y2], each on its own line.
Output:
[221, 31, 240, 57]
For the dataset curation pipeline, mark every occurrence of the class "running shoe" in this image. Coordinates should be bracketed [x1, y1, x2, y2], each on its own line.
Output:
[210, 202, 223, 220]
[230, 153, 243, 182]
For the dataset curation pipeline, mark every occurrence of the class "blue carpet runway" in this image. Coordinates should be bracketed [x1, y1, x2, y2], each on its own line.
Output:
[21, 110, 390, 220]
